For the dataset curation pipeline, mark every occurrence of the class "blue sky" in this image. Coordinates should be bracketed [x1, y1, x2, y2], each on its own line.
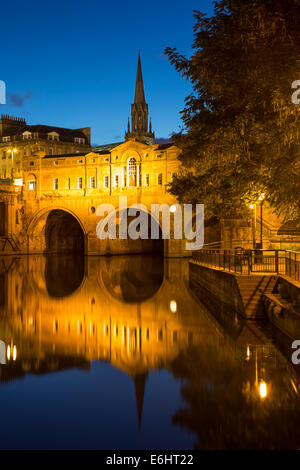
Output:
[1, 0, 214, 144]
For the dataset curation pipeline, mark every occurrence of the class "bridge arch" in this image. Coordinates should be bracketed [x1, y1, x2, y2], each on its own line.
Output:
[96, 203, 164, 255]
[26, 206, 87, 254]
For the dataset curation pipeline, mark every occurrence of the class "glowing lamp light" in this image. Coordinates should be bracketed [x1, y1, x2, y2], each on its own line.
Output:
[259, 193, 265, 201]
[12, 345, 17, 361]
[259, 381, 267, 399]
[249, 204, 254, 210]
[170, 205, 177, 213]
[246, 345, 251, 360]
[7, 345, 10, 361]
[170, 300, 177, 313]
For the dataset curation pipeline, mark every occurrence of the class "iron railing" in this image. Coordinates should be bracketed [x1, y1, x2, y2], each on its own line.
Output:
[192, 249, 299, 280]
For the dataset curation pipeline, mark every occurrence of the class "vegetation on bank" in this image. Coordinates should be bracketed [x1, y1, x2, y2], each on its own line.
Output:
[165, 0, 300, 222]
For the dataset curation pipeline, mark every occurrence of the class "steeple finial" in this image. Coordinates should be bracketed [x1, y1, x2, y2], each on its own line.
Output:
[134, 51, 146, 104]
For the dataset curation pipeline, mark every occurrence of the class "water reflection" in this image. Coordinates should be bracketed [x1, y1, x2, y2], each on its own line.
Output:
[0, 254, 299, 449]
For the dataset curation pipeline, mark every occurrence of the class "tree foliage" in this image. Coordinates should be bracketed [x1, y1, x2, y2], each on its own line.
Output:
[165, 0, 300, 221]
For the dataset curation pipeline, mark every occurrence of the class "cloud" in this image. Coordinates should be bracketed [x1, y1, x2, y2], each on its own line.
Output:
[155, 137, 173, 144]
[8, 90, 33, 107]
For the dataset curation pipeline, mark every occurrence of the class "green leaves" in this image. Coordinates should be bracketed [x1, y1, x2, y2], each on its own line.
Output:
[165, 0, 300, 222]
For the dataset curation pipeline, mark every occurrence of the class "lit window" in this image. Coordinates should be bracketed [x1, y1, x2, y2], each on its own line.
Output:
[22, 131, 32, 140]
[77, 177, 83, 189]
[53, 178, 58, 190]
[27, 179, 36, 191]
[145, 174, 149, 186]
[104, 175, 109, 188]
[90, 176, 96, 188]
[114, 175, 119, 187]
[158, 173, 162, 185]
[127, 157, 136, 186]
[48, 132, 59, 141]
[3, 136, 10, 142]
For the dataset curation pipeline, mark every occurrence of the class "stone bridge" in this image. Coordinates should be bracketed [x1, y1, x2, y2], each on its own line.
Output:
[0, 140, 191, 257]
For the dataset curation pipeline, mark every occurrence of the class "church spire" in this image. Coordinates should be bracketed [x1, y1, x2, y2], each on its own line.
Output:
[134, 51, 146, 104]
[134, 372, 148, 431]
[125, 51, 155, 145]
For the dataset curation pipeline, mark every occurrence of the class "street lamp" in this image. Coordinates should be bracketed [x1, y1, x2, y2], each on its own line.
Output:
[7, 148, 17, 180]
[249, 204, 256, 249]
[258, 193, 265, 249]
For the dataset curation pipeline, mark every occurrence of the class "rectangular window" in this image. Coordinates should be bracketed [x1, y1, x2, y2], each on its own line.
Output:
[57, 149, 61, 156]
[114, 175, 119, 187]
[49, 148, 53, 156]
[90, 176, 96, 188]
[65, 178, 71, 190]
[145, 174, 149, 186]
[3, 136, 10, 142]
[157, 173, 162, 185]
[53, 178, 58, 190]
[104, 175, 109, 188]
[77, 177, 83, 189]
[28, 180, 36, 191]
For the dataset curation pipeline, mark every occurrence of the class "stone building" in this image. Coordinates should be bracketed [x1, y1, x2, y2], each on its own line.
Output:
[0, 53, 186, 257]
[0, 115, 91, 180]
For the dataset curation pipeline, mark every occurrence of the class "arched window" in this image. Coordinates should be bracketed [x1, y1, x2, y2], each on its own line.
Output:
[27, 173, 36, 191]
[127, 157, 137, 186]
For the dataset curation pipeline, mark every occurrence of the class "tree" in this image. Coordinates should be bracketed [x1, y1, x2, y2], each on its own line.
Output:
[165, 0, 300, 222]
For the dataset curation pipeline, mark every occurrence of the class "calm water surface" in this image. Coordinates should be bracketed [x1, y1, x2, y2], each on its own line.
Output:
[0, 254, 299, 449]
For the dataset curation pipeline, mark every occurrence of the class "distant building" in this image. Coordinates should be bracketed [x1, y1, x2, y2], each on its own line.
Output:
[0, 115, 91, 179]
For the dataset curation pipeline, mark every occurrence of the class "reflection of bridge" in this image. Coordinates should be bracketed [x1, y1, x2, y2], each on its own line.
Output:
[0, 254, 297, 430]
[0, 255, 214, 427]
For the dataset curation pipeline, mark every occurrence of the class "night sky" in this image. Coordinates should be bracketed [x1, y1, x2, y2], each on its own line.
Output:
[1, 0, 213, 145]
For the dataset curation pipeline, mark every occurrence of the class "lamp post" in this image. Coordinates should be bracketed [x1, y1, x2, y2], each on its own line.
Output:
[249, 204, 256, 249]
[259, 193, 265, 249]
